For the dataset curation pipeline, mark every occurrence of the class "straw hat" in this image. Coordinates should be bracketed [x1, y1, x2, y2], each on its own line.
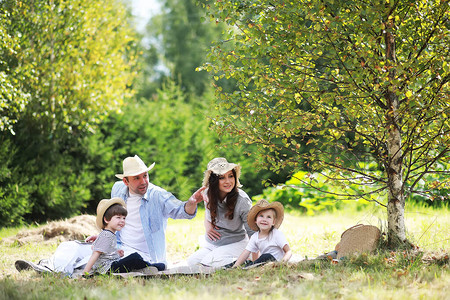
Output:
[247, 199, 284, 231]
[115, 155, 155, 179]
[335, 224, 381, 259]
[96, 197, 126, 230]
[202, 157, 242, 188]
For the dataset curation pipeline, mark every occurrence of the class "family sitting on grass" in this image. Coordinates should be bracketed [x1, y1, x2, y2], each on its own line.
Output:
[16, 155, 292, 277]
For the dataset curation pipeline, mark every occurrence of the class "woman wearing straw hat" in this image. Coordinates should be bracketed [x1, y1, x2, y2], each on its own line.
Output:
[187, 158, 256, 267]
[231, 199, 292, 268]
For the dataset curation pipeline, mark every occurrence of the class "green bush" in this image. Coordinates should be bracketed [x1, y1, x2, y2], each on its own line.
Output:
[27, 154, 94, 221]
[9, 137, 94, 222]
[1, 124, 95, 225]
[254, 171, 344, 215]
[83, 81, 212, 205]
[0, 139, 31, 227]
[255, 165, 450, 215]
[405, 162, 450, 208]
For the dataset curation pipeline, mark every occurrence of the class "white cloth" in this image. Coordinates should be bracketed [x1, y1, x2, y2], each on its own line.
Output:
[246, 228, 288, 261]
[186, 236, 249, 267]
[119, 193, 150, 255]
[48, 241, 93, 274]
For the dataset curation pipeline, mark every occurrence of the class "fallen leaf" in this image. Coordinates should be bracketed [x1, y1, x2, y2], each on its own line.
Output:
[298, 273, 315, 280]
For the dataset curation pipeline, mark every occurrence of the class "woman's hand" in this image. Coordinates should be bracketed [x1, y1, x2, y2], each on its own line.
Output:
[205, 219, 221, 241]
[117, 249, 124, 257]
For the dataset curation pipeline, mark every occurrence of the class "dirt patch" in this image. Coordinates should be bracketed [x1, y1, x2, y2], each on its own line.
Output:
[2, 215, 98, 246]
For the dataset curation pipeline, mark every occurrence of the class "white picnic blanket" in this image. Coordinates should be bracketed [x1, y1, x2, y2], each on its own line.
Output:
[18, 240, 216, 278]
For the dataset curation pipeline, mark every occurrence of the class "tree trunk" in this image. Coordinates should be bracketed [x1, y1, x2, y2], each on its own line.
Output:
[384, 17, 409, 248]
[386, 97, 407, 247]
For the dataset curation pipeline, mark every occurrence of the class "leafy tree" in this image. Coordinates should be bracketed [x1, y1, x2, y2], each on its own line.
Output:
[203, 0, 450, 247]
[0, 0, 138, 225]
[2, 0, 138, 141]
[0, 7, 30, 134]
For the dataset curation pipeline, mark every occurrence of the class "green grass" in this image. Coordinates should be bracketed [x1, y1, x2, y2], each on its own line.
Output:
[1, 205, 449, 300]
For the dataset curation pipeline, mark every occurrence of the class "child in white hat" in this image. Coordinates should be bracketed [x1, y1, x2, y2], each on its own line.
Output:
[232, 199, 292, 268]
[83, 198, 165, 275]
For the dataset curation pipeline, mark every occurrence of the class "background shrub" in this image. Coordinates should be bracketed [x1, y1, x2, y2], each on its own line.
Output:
[254, 170, 370, 215]
[0, 140, 31, 227]
[82, 81, 285, 212]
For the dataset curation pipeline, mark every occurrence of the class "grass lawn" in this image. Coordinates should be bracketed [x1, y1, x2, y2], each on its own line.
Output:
[0, 204, 449, 299]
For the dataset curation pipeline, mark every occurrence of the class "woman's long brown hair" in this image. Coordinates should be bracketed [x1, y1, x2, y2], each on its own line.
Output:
[207, 169, 238, 226]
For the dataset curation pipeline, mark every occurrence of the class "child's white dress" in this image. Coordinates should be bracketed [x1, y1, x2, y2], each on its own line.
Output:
[245, 228, 288, 261]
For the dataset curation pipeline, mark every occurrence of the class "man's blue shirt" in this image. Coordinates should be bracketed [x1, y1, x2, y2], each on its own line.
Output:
[111, 181, 196, 264]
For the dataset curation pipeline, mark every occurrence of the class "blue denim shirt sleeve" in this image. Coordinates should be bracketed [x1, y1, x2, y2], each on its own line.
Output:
[111, 181, 197, 264]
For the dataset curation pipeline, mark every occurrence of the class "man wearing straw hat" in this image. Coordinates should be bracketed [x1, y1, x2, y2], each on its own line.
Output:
[88, 155, 205, 266]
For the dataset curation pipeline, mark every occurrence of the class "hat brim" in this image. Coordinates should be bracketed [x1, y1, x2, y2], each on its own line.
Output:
[115, 162, 155, 179]
[96, 197, 126, 230]
[247, 201, 284, 231]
